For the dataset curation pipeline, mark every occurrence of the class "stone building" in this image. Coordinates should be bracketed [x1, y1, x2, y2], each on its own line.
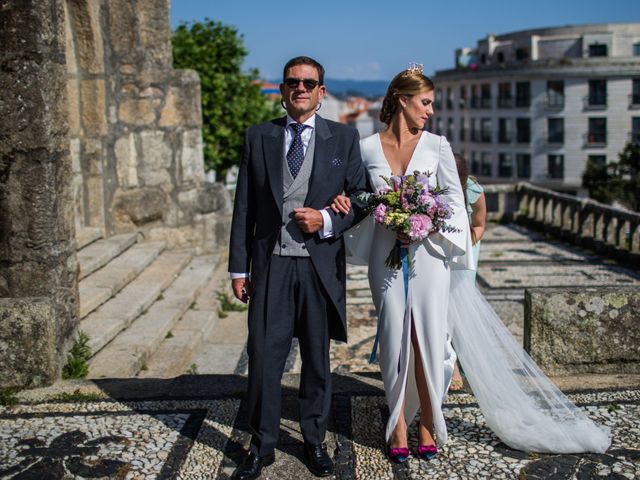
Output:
[0, 0, 230, 388]
[432, 23, 640, 194]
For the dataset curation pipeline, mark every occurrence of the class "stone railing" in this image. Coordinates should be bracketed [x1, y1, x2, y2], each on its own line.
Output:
[480, 182, 640, 266]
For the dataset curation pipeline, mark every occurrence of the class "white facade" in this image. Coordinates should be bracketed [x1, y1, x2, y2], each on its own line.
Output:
[433, 23, 640, 193]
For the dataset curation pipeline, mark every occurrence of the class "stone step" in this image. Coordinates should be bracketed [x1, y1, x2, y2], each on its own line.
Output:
[75, 227, 104, 250]
[77, 233, 139, 280]
[81, 250, 194, 356]
[78, 241, 167, 319]
[87, 255, 216, 378]
[137, 310, 218, 378]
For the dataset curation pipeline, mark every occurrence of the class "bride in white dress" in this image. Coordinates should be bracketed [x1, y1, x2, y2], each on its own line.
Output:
[334, 65, 611, 461]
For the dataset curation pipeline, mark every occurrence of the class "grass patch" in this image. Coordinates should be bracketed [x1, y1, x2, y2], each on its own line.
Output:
[216, 291, 248, 313]
[140, 360, 148, 371]
[217, 309, 228, 318]
[608, 402, 622, 413]
[166, 331, 174, 339]
[62, 331, 91, 379]
[0, 387, 20, 407]
[186, 363, 199, 375]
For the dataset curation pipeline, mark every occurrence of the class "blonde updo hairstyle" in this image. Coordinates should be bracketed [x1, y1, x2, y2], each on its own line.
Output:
[379, 70, 435, 125]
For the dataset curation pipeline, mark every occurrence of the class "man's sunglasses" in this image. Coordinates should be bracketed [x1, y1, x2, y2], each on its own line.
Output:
[284, 77, 321, 90]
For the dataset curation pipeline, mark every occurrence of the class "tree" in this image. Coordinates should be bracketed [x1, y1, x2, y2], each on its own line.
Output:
[582, 141, 640, 211]
[172, 19, 280, 177]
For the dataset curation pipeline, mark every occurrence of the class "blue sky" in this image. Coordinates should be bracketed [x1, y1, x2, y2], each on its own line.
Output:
[170, 1, 640, 81]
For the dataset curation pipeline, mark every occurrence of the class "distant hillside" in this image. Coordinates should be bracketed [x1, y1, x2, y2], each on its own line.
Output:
[271, 78, 388, 99]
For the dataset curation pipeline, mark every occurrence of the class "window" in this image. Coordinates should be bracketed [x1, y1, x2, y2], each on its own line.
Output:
[481, 83, 491, 109]
[634, 43, 640, 56]
[515, 82, 531, 107]
[546, 81, 564, 108]
[516, 154, 531, 178]
[632, 117, 640, 144]
[588, 80, 607, 107]
[498, 118, 512, 143]
[435, 88, 443, 110]
[498, 82, 512, 108]
[446, 88, 454, 110]
[459, 85, 467, 106]
[589, 44, 608, 57]
[547, 118, 564, 144]
[632, 79, 640, 106]
[516, 48, 529, 60]
[588, 155, 607, 169]
[480, 152, 492, 176]
[516, 118, 531, 143]
[498, 153, 513, 178]
[547, 155, 564, 179]
[471, 118, 479, 141]
[480, 118, 492, 142]
[459, 118, 466, 141]
[471, 151, 480, 174]
[480, 53, 487, 64]
[587, 117, 607, 145]
[435, 118, 443, 136]
[470, 85, 480, 108]
[447, 118, 454, 139]
[496, 52, 505, 63]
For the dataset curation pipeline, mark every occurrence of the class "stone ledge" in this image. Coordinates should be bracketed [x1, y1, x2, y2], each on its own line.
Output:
[525, 286, 640, 375]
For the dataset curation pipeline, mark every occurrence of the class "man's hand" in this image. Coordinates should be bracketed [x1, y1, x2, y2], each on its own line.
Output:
[232, 277, 251, 303]
[293, 208, 323, 233]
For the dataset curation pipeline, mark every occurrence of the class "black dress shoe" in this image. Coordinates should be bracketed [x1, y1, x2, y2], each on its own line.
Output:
[232, 452, 275, 480]
[304, 442, 334, 477]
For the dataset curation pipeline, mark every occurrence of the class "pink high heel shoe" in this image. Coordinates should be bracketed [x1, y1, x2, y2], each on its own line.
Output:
[388, 447, 411, 463]
[416, 444, 438, 461]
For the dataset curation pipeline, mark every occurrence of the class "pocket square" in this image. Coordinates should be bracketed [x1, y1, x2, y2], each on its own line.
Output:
[331, 157, 343, 167]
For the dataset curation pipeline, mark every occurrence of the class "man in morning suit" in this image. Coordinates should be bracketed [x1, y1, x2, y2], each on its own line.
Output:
[228, 56, 369, 479]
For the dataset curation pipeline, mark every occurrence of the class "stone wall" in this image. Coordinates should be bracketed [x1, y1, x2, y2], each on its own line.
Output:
[525, 287, 640, 375]
[65, 0, 230, 251]
[0, 0, 79, 387]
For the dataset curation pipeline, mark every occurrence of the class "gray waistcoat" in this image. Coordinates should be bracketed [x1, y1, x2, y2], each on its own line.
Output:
[273, 130, 316, 257]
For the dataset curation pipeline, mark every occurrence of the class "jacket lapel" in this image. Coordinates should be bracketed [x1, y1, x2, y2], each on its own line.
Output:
[305, 115, 336, 206]
[263, 117, 286, 214]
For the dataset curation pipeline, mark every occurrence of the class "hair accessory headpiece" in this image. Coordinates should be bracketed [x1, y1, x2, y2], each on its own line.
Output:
[406, 62, 424, 75]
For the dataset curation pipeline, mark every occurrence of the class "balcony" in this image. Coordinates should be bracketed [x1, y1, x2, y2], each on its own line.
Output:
[497, 96, 513, 108]
[630, 93, 640, 108]
[583, 94, 607, 110]
[584, 131, 607, 147]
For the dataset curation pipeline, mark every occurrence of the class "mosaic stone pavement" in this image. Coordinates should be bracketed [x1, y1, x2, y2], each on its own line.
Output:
[1, 386, 639, 479]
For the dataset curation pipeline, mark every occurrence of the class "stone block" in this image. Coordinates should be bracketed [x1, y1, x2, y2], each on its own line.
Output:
[159, 83, 201, 127]
[117, 98, 158, 125]
[0, 298, 57, 388]
[67, 79, 81, 136]
[80, 79, 107, 136]
[106, 0, 136, 58]
[114, 133, 139, 187]
[67, 0, 105, 74]
[525, 287, 640, 375]
[180, 129, 205, 183]
[139, 130, 172, 186]
[136, 0, 172, 67]
[63, 1, 78, 75]
[197, 182, 232, 214]
[113, 187, 167, 226]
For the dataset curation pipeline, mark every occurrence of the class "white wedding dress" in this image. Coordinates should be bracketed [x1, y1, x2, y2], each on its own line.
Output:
[346, 131, 611, 453]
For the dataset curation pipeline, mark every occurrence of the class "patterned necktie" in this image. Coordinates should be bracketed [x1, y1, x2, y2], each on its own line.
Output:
[287, 123, 308, 178]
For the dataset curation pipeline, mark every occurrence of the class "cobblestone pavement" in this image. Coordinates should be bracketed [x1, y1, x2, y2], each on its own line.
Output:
[1, 224, 639, 479]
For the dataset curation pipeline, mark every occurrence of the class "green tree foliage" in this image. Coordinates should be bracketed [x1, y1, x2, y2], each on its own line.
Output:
[582, 141, 640, 211]
[172, 19, 280, 177]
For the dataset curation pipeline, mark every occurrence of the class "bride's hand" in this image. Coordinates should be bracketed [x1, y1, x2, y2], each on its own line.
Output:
[397, 232, 411, 245]
[329, 194, 351, 214]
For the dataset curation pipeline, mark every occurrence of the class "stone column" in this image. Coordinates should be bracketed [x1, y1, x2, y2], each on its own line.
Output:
[0, 0, 79, 388]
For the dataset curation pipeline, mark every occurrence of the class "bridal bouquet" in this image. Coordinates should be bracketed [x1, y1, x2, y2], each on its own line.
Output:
[360, 171, 460, 269]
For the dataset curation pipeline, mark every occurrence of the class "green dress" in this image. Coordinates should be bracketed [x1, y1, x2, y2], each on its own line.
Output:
[466, 177, 484, 279]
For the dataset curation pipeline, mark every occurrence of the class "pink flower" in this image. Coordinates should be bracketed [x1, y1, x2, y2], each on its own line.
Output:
[408, 214, 433, 241]
[373, 203, 387, 224]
